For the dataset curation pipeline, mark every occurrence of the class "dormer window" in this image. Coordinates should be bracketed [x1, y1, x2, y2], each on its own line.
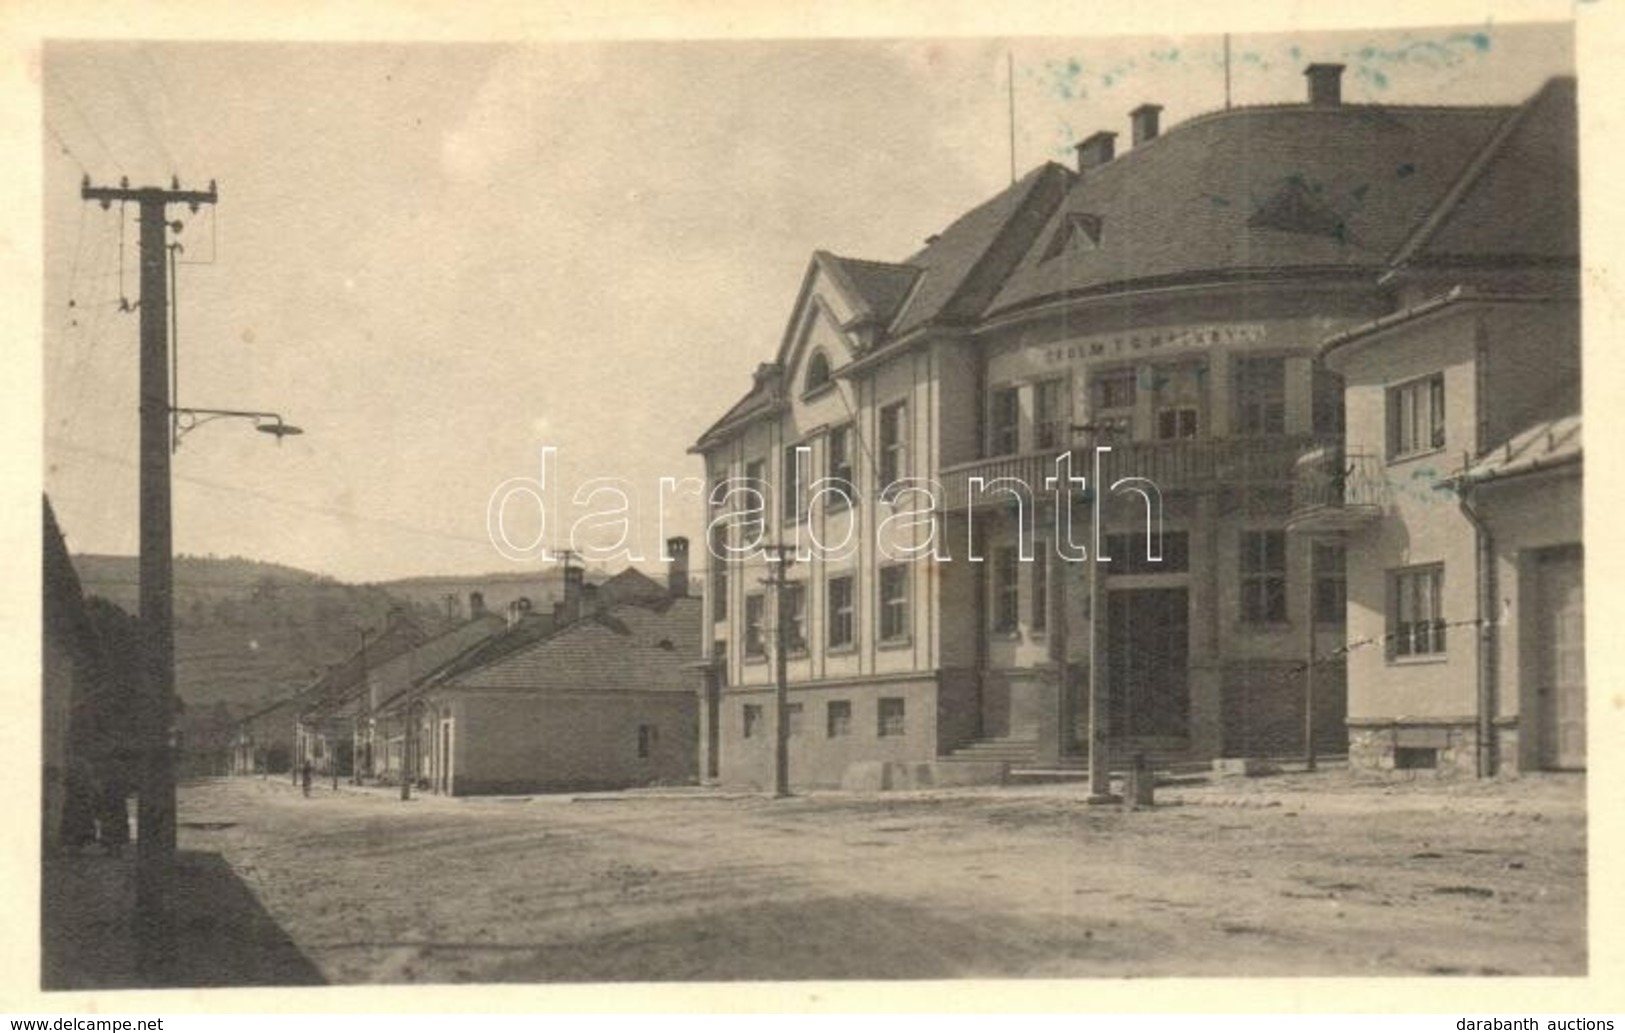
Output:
[1042, 212, 1105, 261]
[805, 350, 833, 395]
[1249, 176, 1347, 241]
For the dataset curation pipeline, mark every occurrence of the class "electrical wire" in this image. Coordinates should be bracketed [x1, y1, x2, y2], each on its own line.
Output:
[56, 82, 125, 177]
[43, 118, 88, 175]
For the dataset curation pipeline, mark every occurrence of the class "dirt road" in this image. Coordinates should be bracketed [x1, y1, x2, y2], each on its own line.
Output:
[171, 772, 1585, 983]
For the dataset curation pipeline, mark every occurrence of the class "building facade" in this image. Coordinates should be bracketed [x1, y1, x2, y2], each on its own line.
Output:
[1307, 79, 1581, 775]
[694, 66, 1576, 787]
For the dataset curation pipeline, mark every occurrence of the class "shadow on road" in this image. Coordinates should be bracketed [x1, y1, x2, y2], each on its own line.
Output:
[42, 849, 325, 989]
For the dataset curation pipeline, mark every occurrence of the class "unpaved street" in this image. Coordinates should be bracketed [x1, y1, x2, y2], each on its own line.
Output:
[170, 773, 1584, 983]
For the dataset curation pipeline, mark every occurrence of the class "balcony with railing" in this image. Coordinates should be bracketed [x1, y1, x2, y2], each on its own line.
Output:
[1285, 445, 1386, 533]
[938, 436, 1328, 511]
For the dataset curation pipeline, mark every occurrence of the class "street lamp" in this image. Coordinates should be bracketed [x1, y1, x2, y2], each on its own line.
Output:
[172, 406, 303, 451]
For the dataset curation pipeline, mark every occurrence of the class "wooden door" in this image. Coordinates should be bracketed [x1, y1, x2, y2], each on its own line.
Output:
[1536, 546, 1585, 770]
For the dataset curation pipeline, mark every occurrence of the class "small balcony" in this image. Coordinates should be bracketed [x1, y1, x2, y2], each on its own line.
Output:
[938, 436, 1327, 511]
[1285, 445, 1386, 534]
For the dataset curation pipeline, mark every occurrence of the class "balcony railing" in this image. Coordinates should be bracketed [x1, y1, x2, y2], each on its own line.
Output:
[938, 436, 1328, 510]
[1286, 445, 1386, 533]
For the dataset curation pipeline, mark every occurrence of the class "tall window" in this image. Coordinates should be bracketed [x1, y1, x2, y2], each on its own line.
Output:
[826, 700, 852, 738]
[989, 386, 1021, 456]
[709, 524, 728, 622]
[783, 583, 807, 653]
[637, 724, 657, 759]
[827, 423, 855, 501]
[782, 444, 806, 522]
[1154, 362, 1203, 440]
[786, 702, 804, 737]
[743, 703, 764, 739]
[993, 547, 1020, 633]
[878, 697, 906, 737]
[744, 594, 766, 658]
[1240, 530, 1288, 624]
[1235, 356, 1286, 436]
[1093, 369, 1136, 412]
[805, 350, 832, 394]
[878, 401, 907, 486]
[1312, 363, 1345, 437]
[1031, 546, 1049, 632]
[1392, 565, 1445, 658]
[879, 565, 909, 641]
[827, 574, 855, 649]
[742, 458, 766, 541]
[1313, 542, 1347, 625]
[1389, 373, 1445, 458]
[1034, 378, 1067, 451]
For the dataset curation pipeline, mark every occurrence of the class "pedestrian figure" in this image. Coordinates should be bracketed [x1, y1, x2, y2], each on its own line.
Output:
[301, 759, 313, 797]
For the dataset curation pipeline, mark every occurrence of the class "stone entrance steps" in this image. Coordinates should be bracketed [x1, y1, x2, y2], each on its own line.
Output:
[938, 735, 1206, 782]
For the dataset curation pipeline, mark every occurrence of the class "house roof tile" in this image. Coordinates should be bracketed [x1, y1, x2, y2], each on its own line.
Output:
[988, 102, 1516, 317]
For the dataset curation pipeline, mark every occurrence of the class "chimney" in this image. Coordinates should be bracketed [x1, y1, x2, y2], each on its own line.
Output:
[581, 582, 600, 614]
[667, 536, 690, 598]
[561, 565, 584, 624]
[1074, 130, 1117, 172]
[1130, 104, 1163, 146]
[1305, 63, 1344, 106]
[469, 591, 486, 620]
[507, 596, 532, 629]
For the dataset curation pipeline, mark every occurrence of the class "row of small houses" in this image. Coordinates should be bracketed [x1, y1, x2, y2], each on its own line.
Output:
[231, 547, 703, 794]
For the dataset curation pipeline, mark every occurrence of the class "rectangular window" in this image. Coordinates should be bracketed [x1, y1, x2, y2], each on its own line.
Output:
[783, 583, 807, 653]
[989, 386, 1021, 456]
[1153, 361, 1204, 440]
[1240, 530, 1288, 625]
[744, 593, 766, 658]
[782, 444, 807, 522]
[1391, 565, 1446, 658]
[743, 458, 766, 540]
[1388, 373, 1446, 458]
[1235, 356, 1287, 436]
[827, 423, 855, 502]
[1313, 363, 1345, 437]
[879, 565, 909, 641]
[993, 547, 1020, 633]
[878, 697, 906, 737]
[637, 724, 656, 759]
[709, 524, 728, 622]
[827, 574, 855, 649]
[826, 700, 852, 738]
[1031, 546, 1049, 632]
[1313, 542, 1347, 625]
[1034, 379, 1067, 451]
[878, 401, 907, 487]
[1157, 407, 1199, 440]
[786, 702, 804, 737]
[743, 703, 763, 739]
[1093, 369, 1137, 412]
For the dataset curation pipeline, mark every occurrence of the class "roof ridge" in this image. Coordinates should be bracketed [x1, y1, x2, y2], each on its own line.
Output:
[1385, 81, 1553, 270]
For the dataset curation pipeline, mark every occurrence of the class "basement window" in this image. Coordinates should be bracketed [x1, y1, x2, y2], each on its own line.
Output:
[1394, 746, 1438, 770]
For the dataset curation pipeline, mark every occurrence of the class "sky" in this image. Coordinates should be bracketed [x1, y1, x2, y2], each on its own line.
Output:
[38, 16, 1577, 583]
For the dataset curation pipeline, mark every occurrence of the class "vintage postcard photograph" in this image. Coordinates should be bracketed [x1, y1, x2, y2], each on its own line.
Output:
[13, 0, 1620, 1014]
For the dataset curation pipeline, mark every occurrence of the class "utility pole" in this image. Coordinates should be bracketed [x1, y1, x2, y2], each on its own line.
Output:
[761, 543, 795, 798]
[81, 175, 217, 982]
[1068, 422, 1122, 805]
[1303, 541, 1319, 773]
